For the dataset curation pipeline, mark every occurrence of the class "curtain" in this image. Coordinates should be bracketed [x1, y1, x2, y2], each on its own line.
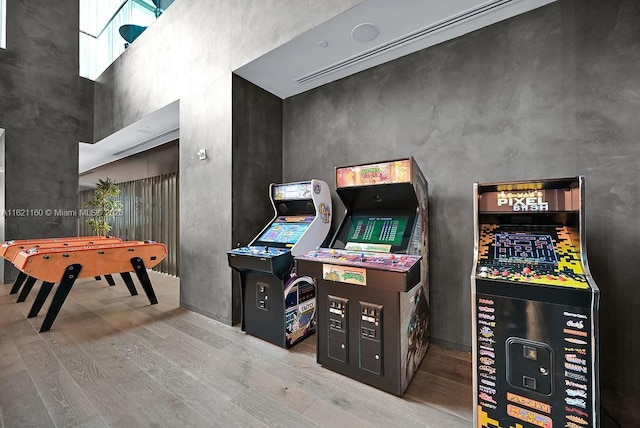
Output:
[79, 172, 179, 276]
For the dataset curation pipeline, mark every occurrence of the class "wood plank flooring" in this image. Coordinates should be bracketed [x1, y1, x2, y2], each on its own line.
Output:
[0, 272, 472, 427]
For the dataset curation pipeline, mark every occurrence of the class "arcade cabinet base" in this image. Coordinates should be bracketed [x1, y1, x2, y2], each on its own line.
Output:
[313, 277, 428, 397]
[475, 279, 598, 427]
[241, 271, 316, 349]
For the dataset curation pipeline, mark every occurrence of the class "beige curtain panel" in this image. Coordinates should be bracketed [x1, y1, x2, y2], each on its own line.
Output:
[79, 172, 179, 276]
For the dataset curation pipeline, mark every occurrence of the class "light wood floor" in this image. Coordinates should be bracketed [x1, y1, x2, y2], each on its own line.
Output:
[0, 271, 472, 427]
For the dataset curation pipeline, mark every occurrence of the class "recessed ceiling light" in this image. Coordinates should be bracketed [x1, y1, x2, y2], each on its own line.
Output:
[351, 23, 379, 43]
[318, 40, 328, 48]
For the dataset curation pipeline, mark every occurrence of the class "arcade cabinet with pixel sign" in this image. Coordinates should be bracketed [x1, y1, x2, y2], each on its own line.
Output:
[296, 157, 429, 396]
[228, 180, 331, 348]
[471, 177, 600, 427]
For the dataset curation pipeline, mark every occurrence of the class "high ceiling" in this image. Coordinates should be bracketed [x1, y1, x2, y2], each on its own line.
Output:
[80, 0, 555, 173]
[235, 0, 556, 98]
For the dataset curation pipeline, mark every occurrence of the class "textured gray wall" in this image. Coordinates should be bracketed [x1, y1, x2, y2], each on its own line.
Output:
[231, 75, 283, 323]
[93, 0, 361, 323]
[0, 129, 4, 283]
[231, 75, 283, 250]
[283, 0, 640, 397]
[0, 0, 93, 280]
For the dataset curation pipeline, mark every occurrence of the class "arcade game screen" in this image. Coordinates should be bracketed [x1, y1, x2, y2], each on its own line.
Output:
[493, 232, 557, 265]
[257, 221, 310, 245]
[476, 224, 588, 288]
[342, 215, 410, 252]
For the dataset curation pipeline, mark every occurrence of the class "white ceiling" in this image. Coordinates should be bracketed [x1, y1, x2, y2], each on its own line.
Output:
[80, 0, 555, 172]
[79, 100, 179, 174]
[234, 0, 556, 98]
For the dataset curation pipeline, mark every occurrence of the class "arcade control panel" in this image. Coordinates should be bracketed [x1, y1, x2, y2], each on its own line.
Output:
[297, 248, 420, 271]
[296, 248, 421, 293]
[227, 246, 292, 279]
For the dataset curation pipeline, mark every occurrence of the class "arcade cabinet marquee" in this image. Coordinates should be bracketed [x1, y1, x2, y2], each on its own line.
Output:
[471, 177, 600, 428]
[228, 179, 331, 348]
[296, 157, 429, 396]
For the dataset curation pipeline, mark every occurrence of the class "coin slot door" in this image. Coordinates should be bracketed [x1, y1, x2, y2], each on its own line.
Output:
[256, 282, 270, 310]
[360, 302, 383, 375]
[506, 337, 553, 395]
[328, 295, 348, 363]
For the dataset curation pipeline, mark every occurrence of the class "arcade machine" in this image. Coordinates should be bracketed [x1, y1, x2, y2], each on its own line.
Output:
[227, 179, 332, 348]
[471, 177, 599, 428]
[295, 157, 428, 396]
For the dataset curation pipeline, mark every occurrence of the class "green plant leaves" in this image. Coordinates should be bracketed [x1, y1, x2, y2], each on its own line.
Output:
[83, 178, 123, 236]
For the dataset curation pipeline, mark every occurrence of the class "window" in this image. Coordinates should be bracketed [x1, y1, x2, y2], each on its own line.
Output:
[79, 0, 170, 80]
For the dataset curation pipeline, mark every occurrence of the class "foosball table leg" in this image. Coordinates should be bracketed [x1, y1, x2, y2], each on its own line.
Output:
[130, 258, 158, 305]
[28, 281, 55, 318]
[120, 272, 138, 296]
[10, 271, 28, 294]
[40, 264, 82, 333]
[16, 276, 37, 303]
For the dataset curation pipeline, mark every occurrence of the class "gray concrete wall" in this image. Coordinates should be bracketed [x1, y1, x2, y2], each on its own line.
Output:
[231, 75, 283, 323]
[0, 0, 93, 280]
[283, 0, 640, 396]
[0, 129, 4, 283]
[231, 75, 283, 249]
[93, 0, 361, 323]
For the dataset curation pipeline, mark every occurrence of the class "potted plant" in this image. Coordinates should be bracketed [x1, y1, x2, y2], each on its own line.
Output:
[84, 178, 123, 236]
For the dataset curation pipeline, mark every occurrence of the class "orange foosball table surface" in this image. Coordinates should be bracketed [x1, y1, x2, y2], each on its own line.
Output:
[11, 240, 167, 332]
[3, 236, 122, 295]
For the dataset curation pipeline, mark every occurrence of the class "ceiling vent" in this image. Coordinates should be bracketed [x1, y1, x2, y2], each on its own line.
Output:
[296, 0, 514, 85]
